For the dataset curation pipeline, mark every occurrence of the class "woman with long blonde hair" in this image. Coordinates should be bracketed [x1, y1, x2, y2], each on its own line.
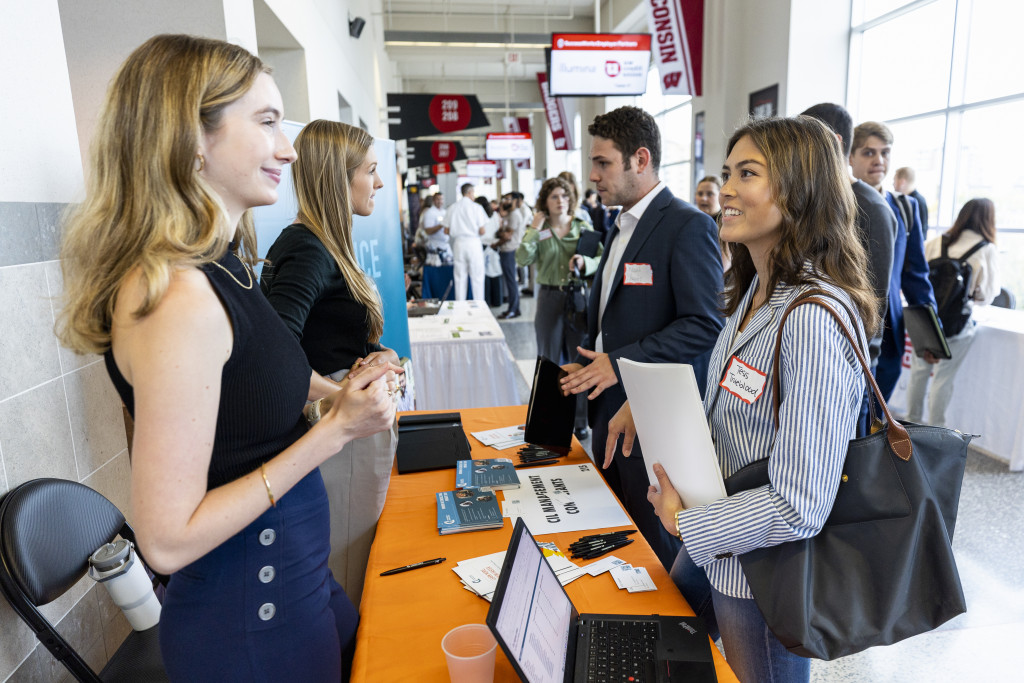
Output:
[260, 119, 400, 604]
[58, 35, 396, 681]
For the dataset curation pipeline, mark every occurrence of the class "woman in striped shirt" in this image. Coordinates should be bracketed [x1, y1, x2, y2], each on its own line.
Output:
[612, 116, 880, 682]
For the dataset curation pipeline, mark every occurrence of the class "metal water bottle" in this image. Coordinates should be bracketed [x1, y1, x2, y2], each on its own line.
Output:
[88, 539, 161, 631]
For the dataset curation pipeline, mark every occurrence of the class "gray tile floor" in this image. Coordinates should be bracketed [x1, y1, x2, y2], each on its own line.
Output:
[492, 291, 1024, 683]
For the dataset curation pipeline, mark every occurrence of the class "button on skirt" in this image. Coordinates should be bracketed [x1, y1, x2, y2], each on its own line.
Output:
[159, 469, 358, 681]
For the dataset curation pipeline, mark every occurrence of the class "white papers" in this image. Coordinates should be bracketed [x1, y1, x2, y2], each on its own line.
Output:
[584, 555, 628, 577]
[617, 359, 727, 508]
[610, 564, 657, 593]
[502, 463, 631, 534]
[454, 543, 584, 602]
[471, 425, 527, 451]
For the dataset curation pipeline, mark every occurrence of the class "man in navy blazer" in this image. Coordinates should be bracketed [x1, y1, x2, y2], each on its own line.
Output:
[560, 106, 724, 571]
[850, 121, 937, 401]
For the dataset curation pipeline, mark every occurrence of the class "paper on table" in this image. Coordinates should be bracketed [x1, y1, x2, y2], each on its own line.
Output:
[501, 463, 631, 534]
[617, 359, 727, 508]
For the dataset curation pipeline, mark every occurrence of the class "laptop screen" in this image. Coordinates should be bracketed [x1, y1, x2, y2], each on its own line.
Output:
[489, 520, 575, 683]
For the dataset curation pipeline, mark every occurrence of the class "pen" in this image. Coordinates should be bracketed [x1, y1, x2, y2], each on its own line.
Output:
[574, 539, 634, 560]
[571, 530, 637, 544]
[379, 557, 446, 576]
[516, 459, 560, 468]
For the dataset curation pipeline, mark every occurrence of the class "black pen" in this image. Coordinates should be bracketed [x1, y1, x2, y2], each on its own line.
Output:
[516, 459, 560, 468]
[571, 530, 637, 545]
[575, 539, 634, 560]
[379, 557, 446, 576]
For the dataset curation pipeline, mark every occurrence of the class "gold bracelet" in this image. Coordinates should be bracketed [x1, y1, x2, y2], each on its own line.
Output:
[260, 463, 276, 508]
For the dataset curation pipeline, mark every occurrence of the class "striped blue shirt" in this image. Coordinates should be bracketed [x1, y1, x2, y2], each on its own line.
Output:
[675, 269, 867, 598]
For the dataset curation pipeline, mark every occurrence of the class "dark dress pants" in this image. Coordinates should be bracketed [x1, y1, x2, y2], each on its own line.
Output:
[499, 251, 519, 314]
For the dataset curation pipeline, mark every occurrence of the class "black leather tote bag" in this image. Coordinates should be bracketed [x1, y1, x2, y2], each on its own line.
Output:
[724, 293, 971, 660]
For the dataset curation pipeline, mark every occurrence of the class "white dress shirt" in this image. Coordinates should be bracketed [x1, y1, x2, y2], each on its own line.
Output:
[596, 181, 666, 353]
[444, 196, 488, 241]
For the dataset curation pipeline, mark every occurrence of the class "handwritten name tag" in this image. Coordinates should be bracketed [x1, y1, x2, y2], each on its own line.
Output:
[537, 229, 553, 241]
[623, 262, 653, 285]
[719, 356, 767, 404]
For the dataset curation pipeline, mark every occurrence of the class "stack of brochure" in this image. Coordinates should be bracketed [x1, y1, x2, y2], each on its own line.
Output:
[470, 425, 527, 451]
[436, 487, 503, 535]
[452, 542, 586, 601]
[455, 458, 521, 492]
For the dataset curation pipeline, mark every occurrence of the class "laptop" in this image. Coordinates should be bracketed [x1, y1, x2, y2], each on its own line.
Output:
[486, 519, 717, 683]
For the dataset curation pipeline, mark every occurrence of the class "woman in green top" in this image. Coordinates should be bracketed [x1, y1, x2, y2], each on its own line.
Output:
[516, 177, 603, 435]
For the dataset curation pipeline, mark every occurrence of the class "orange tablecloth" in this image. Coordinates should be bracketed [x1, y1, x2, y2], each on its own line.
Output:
[350, 406, 737, 682]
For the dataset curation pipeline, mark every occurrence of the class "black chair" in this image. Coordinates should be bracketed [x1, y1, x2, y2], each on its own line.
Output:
[992, 287, 1016, 309]
[0, 478, 168, 682]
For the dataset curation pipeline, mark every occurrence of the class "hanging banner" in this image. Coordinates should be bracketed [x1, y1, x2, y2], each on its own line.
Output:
[387, 93, 490, 140]
[503, 117, 533, 170]
[432, 163, 452, 175]
[537, 72, 572, 151]
[407, 140, 467, 166]
[646, 0, 704, 96]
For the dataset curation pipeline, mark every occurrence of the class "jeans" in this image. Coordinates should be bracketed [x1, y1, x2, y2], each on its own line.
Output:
[499, 251, 519, 313]
[905, 320, 977, 427]
[713, 589, 809, 683]
[668, 549, 719, 641]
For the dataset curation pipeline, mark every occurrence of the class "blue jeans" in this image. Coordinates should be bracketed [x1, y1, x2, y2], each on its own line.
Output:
[668, 549, 719, 641]
[499, 251, 520, 314]
[713, 589, 809, 683]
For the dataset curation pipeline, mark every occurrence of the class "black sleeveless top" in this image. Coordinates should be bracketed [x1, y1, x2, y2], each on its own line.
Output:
[104, 250, 312, 489]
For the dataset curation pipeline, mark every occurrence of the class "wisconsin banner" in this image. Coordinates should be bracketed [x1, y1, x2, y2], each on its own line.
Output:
[646, 0, 704, 96]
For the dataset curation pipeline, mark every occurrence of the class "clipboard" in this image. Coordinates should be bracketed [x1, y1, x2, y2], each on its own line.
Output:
[575, 230, 603, 258]
[904, 304, 952, 360]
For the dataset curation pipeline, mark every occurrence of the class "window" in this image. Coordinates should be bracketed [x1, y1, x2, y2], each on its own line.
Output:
[849, 0, 1024, 306]
[637, 67, 693, 201]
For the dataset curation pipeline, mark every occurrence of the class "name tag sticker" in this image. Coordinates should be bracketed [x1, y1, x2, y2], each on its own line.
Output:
[537, 228, 553, 241]
[719, 356, 767, 404]
[623, 262, 653, 285]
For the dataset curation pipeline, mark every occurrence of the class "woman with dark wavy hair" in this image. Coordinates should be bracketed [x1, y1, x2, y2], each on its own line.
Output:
[611, 116, 878, 682]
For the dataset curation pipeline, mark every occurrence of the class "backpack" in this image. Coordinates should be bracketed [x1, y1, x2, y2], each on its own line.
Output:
[927, 238, 989, 337]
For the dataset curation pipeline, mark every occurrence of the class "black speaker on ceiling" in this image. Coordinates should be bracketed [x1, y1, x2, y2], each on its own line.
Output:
[349, 16, 366, 39]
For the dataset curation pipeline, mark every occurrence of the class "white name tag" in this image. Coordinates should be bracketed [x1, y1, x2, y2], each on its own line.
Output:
[537, 228, 553, 241]
[719, 356, 767, 404]
[623, 262, 653, 285]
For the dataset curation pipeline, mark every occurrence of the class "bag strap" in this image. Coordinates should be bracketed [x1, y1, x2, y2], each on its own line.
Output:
[957, 239, 989, 264]
[770, 290, 913, 462]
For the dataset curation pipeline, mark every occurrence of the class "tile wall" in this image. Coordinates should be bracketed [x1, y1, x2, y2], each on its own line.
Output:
[0, 201, 133, 681]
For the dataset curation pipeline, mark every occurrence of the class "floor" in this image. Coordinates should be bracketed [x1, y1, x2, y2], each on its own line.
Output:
[491, 289, 1024, 682]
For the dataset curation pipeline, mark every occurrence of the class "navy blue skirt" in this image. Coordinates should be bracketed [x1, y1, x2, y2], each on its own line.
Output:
[159, 470, 358, 681]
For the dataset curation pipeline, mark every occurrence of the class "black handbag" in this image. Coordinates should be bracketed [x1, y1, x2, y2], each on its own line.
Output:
[563, 268, 588, 333]
[723, 292, 971, 660]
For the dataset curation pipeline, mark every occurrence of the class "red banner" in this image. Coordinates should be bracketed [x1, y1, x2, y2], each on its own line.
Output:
[536, 72, 571, 151]
[646, 0, 703, 96]
[432, 163, 452, 175]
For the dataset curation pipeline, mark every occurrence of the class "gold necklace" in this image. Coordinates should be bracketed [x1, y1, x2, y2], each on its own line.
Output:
[210, 254, 253, 289]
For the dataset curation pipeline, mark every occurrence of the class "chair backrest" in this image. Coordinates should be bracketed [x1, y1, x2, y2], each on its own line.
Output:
[0, 478, 132, 682]
[992, 287, 1016, 310]
[1, 478, 127, 605]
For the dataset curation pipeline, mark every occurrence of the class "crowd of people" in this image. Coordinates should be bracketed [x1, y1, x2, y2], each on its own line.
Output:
[55, 31, 1002, 683]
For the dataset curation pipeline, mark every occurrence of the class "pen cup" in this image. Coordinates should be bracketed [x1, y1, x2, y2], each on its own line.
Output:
[441, 623, 497, 683]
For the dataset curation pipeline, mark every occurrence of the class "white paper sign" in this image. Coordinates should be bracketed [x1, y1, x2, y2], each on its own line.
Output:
[502, 463, 631, 534]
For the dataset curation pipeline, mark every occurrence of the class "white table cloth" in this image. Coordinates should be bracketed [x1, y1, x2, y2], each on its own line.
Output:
[407, 301, 521, 410]
[888, 305, 1024, 471]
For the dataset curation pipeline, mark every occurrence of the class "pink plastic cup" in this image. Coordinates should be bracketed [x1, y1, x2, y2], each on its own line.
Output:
[441, 623, 498, 683]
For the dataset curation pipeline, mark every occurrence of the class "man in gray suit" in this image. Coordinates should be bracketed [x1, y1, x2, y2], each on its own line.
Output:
[802, 103, 895, 434]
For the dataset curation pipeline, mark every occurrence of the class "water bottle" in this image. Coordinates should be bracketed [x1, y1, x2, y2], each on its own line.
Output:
[88, 539, 161, 631]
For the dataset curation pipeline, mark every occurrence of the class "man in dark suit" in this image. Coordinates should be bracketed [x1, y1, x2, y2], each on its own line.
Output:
[802, 103, 896, 434]
[850, 122, 938, 401]
[560, 106, 724, 572]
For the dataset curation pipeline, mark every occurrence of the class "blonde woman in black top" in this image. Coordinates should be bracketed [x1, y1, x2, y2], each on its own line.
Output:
[57, 36, 396, 680]
[261, 120, 400, 605]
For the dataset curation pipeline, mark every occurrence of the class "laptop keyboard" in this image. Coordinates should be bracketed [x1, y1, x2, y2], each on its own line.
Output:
[584, 618, 659, 682]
